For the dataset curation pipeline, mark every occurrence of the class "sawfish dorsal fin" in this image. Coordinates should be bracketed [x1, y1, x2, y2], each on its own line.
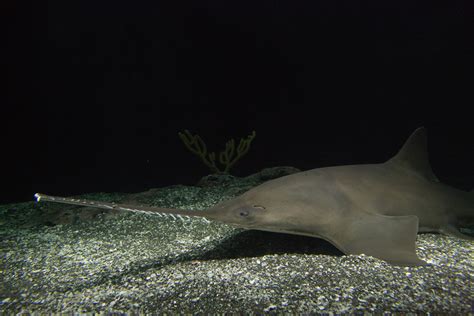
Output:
[386, 127, 439, 182]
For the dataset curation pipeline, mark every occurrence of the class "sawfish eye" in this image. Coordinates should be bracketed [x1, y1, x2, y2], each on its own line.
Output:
[238, 205, 266, 217]
[239, 210, 250, 217]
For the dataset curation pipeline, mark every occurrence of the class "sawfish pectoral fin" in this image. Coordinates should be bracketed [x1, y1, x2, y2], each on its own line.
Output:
[337, 211, 426, 266]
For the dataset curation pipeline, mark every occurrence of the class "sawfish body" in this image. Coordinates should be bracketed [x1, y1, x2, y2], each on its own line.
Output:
[35, 127, 473, 266]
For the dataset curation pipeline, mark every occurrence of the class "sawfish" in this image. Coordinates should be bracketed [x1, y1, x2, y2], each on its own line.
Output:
[34, 127, 473, 266]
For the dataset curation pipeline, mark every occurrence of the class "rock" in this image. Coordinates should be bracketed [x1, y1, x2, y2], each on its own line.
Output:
[255, 166, 301, 181]
[197, 174, 237, 187]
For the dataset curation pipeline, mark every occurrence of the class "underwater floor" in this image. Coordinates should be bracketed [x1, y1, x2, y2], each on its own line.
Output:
[1, 174, 473, 314]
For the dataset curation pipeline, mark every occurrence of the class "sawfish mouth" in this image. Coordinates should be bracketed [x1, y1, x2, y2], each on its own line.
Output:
[235, 224, 323, 239]
[241, 226, 348, 254]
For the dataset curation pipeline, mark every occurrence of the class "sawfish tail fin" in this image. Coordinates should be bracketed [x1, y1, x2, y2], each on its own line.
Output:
[34, 193, 211, 223]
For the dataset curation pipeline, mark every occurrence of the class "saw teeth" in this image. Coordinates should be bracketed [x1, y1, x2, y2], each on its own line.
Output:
[114, 206, 208, 224]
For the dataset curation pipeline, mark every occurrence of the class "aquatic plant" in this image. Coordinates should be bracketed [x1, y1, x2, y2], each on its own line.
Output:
[178, 130, 256, 174]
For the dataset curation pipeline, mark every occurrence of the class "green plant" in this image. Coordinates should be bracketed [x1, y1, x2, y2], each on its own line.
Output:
[178, 130, 256, 174]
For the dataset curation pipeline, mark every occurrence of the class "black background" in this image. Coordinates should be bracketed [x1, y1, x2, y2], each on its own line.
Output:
[4, 0, 474, 204]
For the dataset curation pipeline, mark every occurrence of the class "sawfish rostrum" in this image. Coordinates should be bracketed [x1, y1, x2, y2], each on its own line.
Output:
[35, 127, 473, 266]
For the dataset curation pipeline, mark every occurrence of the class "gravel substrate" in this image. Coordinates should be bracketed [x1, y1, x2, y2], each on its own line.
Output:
[1, 176, 473, 314]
